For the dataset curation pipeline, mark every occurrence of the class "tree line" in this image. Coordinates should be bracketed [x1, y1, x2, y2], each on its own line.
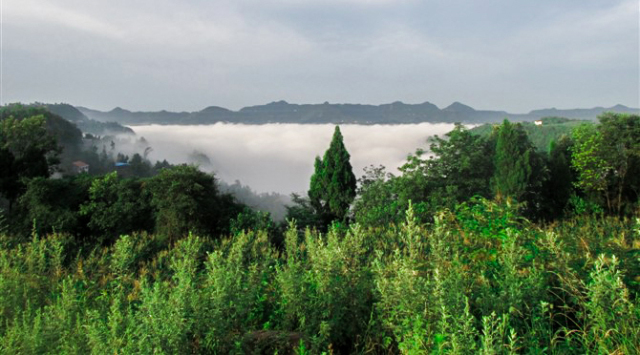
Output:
[0, 105, 268, 245]
[288, 113, 640, 231]
[2, 106, 640, 245]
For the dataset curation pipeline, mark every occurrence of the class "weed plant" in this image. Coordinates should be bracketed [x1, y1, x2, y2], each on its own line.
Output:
[0, 199, 638, 353]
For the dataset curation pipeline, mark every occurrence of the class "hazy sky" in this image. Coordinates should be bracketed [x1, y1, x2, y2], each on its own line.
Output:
[3, 0, 639, 112]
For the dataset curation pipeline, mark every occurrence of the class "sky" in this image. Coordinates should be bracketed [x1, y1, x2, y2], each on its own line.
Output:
[2, 0, 639, 113]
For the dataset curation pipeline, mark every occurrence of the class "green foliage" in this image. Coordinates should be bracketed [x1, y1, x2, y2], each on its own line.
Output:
[0, 114, 61, 206]
[2, 112, 640, 354]
[493, 120, 536, 202]
[541, 136, 576, 218]
[379, 118, 621, 223]
[15, 176, 92, 238]
[364, 124, 496, 226]
[201, 230, 277, 352]
[285, 193, 323, 231]
[0, 205, 639, 353]
[0, 209, 7, 235]
[567, 194, 604, 216]
[277, 223, 374, 353]
[0, 104, 83, 152]
[0, 115, 57, 161]
[145, 165, 241, 241]
[80, 172, 152, 240]
[571, 113, 640, 214]
[424, 124, 495, 205]
[127, 153, 153, 178]
[471, 117, 588, 153]
[229, 207, 274, 236]
[571, 124, 610, 196]
[0, 104, 93, 189]
[353, 165, 404, 228]
[3, 162, 249, 245]
[454, 196, 523, 241]
[308, 126, 357, 224]
[579, 255, 639, 353]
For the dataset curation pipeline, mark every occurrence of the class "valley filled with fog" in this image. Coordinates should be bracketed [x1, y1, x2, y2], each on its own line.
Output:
[128, 123, 457, 194]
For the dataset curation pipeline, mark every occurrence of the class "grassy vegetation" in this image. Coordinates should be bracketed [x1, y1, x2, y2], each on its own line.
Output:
[2, 107, 639, 353]
[1, 199, 638, 354]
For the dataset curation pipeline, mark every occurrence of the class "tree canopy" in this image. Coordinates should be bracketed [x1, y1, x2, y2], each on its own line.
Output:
[146, 165, 243, 240]
[571, 112, 640, 214]
[0, 114, 61, 208]
[308, 126, 357, 225]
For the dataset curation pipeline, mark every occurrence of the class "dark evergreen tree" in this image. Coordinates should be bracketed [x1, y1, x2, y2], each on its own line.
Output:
[308, 156, 325, 214]
[0, 114, 61, 210]
[0, 148, 19, 207]
[146, 165, 219, 241]
[145, 165, 243, 241]
[492, 120, 549, 219]
[129, 153, 153, 177]
[542, 136, 575, 218]
[308, 126, 357, 224]
[424, 124, 494, 207]
[15, 175, 93, 238]
[492, 120, 535, 202]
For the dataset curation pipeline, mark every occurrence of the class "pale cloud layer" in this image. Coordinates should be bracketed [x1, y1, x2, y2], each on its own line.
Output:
[3, 0, 639, 112]
[129, 123, 457, 194]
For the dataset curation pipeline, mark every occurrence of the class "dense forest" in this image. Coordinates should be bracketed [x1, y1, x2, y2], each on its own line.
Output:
[0, 104, 639, 354]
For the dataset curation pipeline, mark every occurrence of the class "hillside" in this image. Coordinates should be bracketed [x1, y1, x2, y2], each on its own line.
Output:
[41, 103, 135, 136]
[470, 117, 591, 152]
[0, 104, 83, 152]
[77, 101, 640, 126]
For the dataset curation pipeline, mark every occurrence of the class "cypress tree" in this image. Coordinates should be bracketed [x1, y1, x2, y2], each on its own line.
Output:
[543, 137, 574, 217]
[308, 126, 357, 224]
[308, 156, 325, 213]
[493, 120, 534, 202]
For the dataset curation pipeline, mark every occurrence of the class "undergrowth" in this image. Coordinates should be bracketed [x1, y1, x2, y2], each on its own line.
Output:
[0, 200, 638, 354]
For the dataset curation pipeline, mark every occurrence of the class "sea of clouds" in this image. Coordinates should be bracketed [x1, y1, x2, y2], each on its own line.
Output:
[128, 123, 457, 194]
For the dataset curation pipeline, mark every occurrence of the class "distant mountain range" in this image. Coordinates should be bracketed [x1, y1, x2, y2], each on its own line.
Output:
[75, 101, 639, 126]
[40, 103, 135, 136]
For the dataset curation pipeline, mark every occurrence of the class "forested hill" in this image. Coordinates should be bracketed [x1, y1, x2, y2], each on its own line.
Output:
[470, 116, 590, 152]
[41, 103, 135, 136]
[77, 101, 640, 125]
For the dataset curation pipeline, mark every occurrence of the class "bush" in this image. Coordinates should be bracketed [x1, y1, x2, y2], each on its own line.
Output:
[0, 204, 639, 353]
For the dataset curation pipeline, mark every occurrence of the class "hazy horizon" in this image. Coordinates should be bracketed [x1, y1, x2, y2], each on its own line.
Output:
[74, 100, 639, 115]
[4, 1, 638, 112]
[128, 123, 458, 194]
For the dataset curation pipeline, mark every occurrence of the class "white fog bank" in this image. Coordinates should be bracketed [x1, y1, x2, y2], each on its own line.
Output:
[129, 123, 457, 194]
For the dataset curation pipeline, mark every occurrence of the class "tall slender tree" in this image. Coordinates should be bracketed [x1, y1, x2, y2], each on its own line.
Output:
[492, 119, 546, 211]
[543, 136, 575, 217]
[308, 156, 325, 213]
[308, 126, 357, 224]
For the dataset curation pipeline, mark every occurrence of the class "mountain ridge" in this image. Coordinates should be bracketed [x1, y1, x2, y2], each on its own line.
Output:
[33, 103, 135, 136]
[75, 101, 640, 126]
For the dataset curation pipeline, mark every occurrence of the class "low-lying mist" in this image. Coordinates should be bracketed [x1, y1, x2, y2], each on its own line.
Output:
[128, 123, 457, 194]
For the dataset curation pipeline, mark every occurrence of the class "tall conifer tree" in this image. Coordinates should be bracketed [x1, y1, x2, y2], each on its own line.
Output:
[308, 156, 325, 213]
[308, 126, 357, 224]
[493, 120, 535, 202]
